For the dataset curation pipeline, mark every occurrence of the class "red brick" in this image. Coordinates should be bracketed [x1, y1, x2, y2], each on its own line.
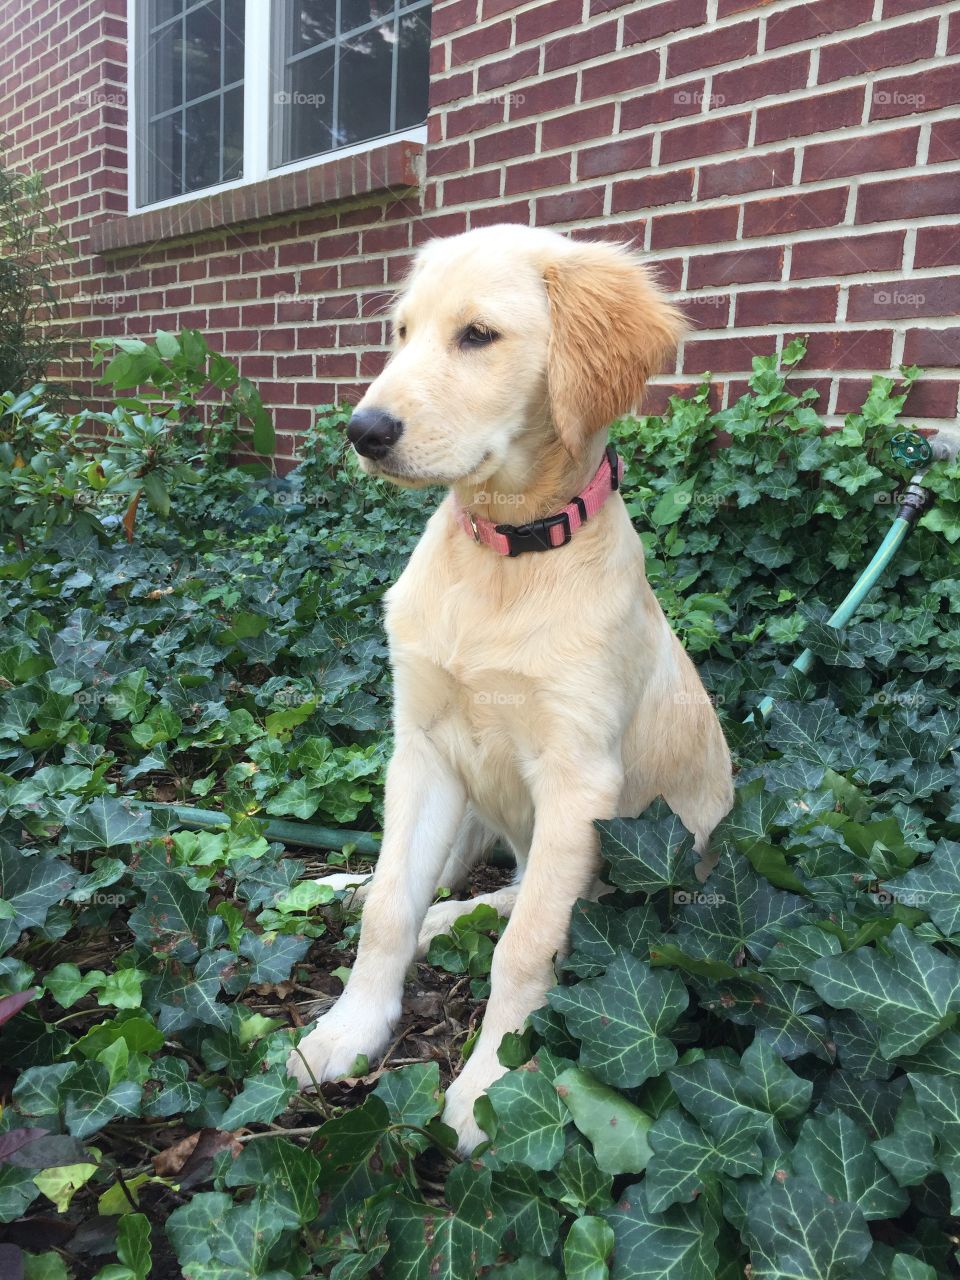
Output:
[504, 154, 571, 195]
[801, 127, 920, 181]
[783, 329, 895, 370]
[470, 200, 532, 228]
[681, 335, 778, 372]
[735, 286, 839, 326]
[950, 10, 960, 56]
[431, 0, 477, 39]
[856, 172, 960, 225]
[277, 355, 313, 377]
[451, 19, 512, 66]
[477, 48, 540, 92]
[474, 122, 537, 165]
[756, 87, 865, 144]
[300, 266, 338, 292]
[698, 151, 793, 200]
[871, 62, 960, 120]
[928, 117, 960, 165]
[641, 381, 721, 416]
[426, 140, 471, 177]
[340, 260, 386, 288]
[444, 96, 504, 138]
[902, 328, 960, 367]
[742, 187, 848, 237]
[515, 0, 581, 42]
[578, 135, 654, 180]
[687, 246, 784, 289]
[535, 186, 607, 223]
[444, 168, 501, 203]
[545, 20, 619, 72]
[277, 241, 315, 267]
[847, 277, 960, 321]
[666, 20, 759, 76]
[660, 112, 752, 164]
[430, 71, 472, 107]
[618, 0, 708, 40]
[680, 295, 731, 329]
[542, 104, 617, 150]
[836, 377, 959, 418]
[884, 0, 948, 14]
[581, 50, 659, 100]
[620, 80, 707, 130]
[509, 74, 579, 120]
[790, 231, 906, 280]
[819, 18, 939, 83]
[315, 294, 359, 320]
[712, 52, 809, 106]
[651, 205, 741, 250]
[914, 227, 960, 271]
[766, 0, 874, 48]
[612, 169, 695, 212]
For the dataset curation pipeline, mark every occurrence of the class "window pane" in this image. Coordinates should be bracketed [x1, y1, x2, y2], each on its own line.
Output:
[139, 0, 244, 204]
[340, 0, 392, 36]
[223, 85, 244, 179]
[336, 23, 392, 146]
[396, 6, 431, 131]
[184, 0, 222, 101]
[285, 46, 335, 161]
[150, 22, 182, 115]
[271, 0, 431, 168]
[183, 96, 221, 190]
[289, 0, 336, 53]
[149, 114, 183, 201]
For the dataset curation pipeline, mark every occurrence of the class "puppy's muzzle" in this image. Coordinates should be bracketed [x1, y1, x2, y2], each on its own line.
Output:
[348, 408, 404, 461]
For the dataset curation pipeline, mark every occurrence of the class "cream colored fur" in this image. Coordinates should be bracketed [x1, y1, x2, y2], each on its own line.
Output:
[286, 225, 734, 1154]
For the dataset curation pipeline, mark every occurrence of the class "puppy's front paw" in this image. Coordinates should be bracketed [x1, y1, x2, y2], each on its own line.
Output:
[287, 1001, 394, 1088]
[442, 1055, 507, 1156]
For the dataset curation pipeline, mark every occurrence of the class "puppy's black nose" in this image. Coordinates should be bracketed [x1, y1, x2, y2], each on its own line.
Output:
[347, 408, 404, 460]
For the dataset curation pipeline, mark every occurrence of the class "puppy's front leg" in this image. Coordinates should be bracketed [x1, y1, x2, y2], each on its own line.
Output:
[443, 758, 622, 1153]
[288, 730, 465, 1087]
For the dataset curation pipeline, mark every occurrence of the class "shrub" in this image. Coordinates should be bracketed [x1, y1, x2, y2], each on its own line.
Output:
[1, 341, 959, 1279]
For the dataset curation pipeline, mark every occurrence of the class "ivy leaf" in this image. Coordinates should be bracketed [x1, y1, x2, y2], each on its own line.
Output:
[64, 796, 154, 850]
[374, 1062, 442, 1132]
[166, 1191, 287, 1277]
[699, 975, 833, 1061]
[906, 1072, 960, 1211]
[564, 901, 660, 976]
[605, 1184, 719, 1280]
[385, 1163, 500, 1280]
[219, 1065, 297, 1129]
[746, 1176, 872, 1280]
[491, 1166, 562, 1260]
[872, 1091, 936, 1187]
[546, 1143, 613, 1213]
[893, 840, 960, 936]
[548, 951, 688, 1088]
[481, 1059, 569, 1171]
[597, 801, 697, 894]
[808, 924, 960, 1056]
[62, 1061, 142, 1138]
[563, 1216, 615, 1280]
[645, 1109, 763, 1212]
[554, 1066, 653, 1175]
[791, 1110, 908, 1220]
[224, 1136, 321, 1228]
[674, 850, 810, 964]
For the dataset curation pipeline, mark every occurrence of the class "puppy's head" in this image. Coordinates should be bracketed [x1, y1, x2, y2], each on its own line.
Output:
[348, 225, 685, 487]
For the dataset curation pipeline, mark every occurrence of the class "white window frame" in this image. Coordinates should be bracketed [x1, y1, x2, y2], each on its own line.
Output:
[126, 0, 429, 214]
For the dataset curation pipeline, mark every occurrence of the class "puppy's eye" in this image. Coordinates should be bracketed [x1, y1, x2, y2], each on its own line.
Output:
[396, 323, 407, 341]
[458, 323, 498, 350]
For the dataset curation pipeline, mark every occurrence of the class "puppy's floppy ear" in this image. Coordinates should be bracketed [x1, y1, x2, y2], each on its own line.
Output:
[544, 241, 687, 457]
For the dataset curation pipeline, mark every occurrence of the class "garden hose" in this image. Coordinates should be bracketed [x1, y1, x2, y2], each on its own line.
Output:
[143, 801, 382, 855]
[746, 430, 938, 726]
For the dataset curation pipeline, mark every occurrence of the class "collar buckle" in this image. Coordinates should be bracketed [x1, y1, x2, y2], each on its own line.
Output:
[497, 510, 572, 557]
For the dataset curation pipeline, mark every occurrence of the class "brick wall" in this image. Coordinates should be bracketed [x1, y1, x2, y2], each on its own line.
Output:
[1, 0, 959, 466]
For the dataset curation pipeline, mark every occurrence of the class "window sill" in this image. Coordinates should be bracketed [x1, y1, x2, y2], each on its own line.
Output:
[90, 137, 424, 254]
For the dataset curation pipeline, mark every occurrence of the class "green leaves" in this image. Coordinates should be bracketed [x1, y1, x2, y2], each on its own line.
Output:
[605, 1185, 719, 1280]
[481, 1060, 570, 1170]
[548, 952, 688, 1088]
[809, 925, 960, 1056]
[554, 1067, 653, 1175]
[791, 1111, 907, 1220]
[746, 1177, 873, 1280]
[597, 801, 697, 894]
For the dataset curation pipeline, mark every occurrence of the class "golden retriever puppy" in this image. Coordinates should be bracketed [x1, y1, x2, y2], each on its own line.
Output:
[287, 224, 734, 1154]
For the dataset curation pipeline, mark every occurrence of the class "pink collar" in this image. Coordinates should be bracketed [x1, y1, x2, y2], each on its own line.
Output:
[454, 445, 624, 557]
